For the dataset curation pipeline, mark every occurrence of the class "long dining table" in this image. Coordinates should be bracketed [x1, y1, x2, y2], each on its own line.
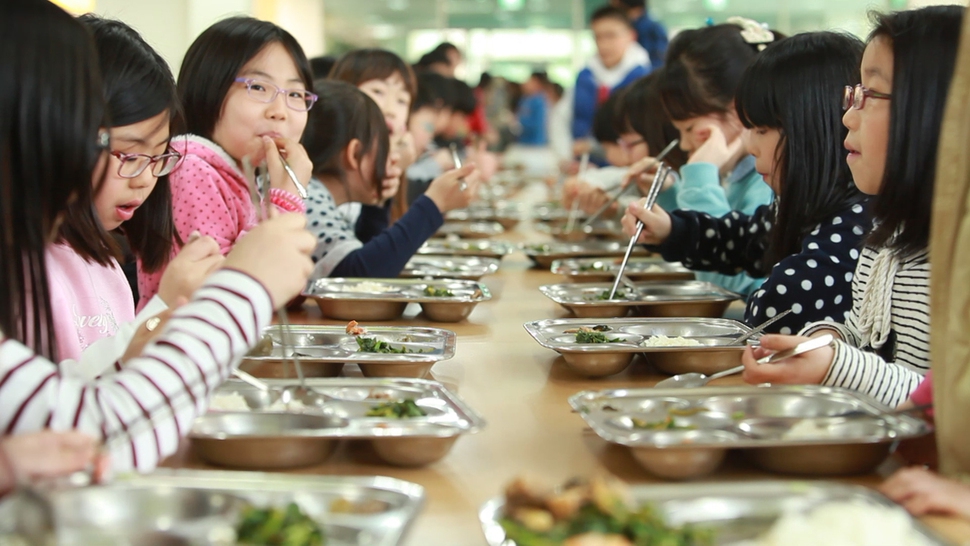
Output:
[165, 181, 970, 546]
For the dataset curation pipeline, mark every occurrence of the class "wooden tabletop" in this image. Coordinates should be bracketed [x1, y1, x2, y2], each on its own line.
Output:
[165, 184, 970, 546]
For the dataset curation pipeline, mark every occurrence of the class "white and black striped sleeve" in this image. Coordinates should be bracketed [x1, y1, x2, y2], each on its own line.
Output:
[823, 340, 924, 407]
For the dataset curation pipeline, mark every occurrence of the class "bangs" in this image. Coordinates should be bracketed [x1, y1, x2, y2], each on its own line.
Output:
[658, 60, 724, 121]
[331, 49, 417, 98]
[735, 67, 782, 129]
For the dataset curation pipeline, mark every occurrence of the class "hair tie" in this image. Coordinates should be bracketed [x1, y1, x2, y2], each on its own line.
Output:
[726, 16, 775, 51]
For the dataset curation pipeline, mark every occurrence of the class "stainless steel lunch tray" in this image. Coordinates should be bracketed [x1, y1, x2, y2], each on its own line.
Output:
[305, 278, 492, 322]
[521, 241, 649, 269]
[480, 480, 947, 546]
[241, 325, 457, 379]
[191, 377, 486, 469]
[433, 221, 505, 239]
[524, 318, 753, 377]
[551, 256, 695, 283]
[535, 219, 625, 242]
[539, 280, 739, 318]
[49, 469, 424, 546]
[531, 201, 582, 223]
[417, 239, 516, 259]
[446, 205, 523, 230]
[399, 256, 500, 281]
[569, 385, 932, 479]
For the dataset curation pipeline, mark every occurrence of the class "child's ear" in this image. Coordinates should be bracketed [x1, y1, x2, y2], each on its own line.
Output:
[344, 138, 363, 172]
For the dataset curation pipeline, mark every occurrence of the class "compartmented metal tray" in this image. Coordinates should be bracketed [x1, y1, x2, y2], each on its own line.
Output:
[524, 318, 752, 377]
[521, 241, 649, 269]
[433, 221, 505, 239]
[192, 377, 486, 469]
[305, 278, 492, 322]
[480, 480, 947, 546]
[539, 280, 739, 318]
[417, 239, 516, 259]
[49, 470, 424, 546]
[535, 219, 626, 242]
[569, 385, 932, 479]
[399, 255, 501, 281]
[241, 324, 457, 379]
[446, 205, 523, 230]
[551, 256, 694, 283]
[531, 201, 584, 223]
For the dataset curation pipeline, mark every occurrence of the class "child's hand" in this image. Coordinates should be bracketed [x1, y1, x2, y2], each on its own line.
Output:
[687, 123, 745, 171]
[223, 213, 315, 309]
[425, 164, 480, 213]
[263, 136, 312, 197]
[881, 467, 970, 519]
[740, 334, 834, 385]
[623, 157, 677, 195]
[157, 233, 224, 307]
[379, 149, 403, 203]
[121, 299, 184, 363]
[620, 198, 673, 245]
[468, 141, 498, 181]
[0, 431, 106, 494]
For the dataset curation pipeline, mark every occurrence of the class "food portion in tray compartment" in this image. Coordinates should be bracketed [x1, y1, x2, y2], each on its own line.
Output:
[751, 499, 936, 546]
[588, 290, 627, 301]
[424, 286, 456, 297]
[339, 281, 396, 293]
[631, 416, 696, 431]
[210, 392, 308, 413]
[574, 327, 622, 344]
[356, 337, 425, 354]
[498, 475, 713, 546]
[366, 398, 429, 418]
[236, 502, 325, 546]
[640, 335, 704, 348]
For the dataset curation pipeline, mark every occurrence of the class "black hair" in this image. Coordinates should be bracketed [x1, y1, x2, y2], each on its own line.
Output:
[865, 6, 964, 256]
[310, 55, 337, 79]
[417, 42, 460, 69]
[76, 15, 181, 273]
[1, 0, 106, 358]
[614, 72, 688, 170]
[330, 49, 417, 99]
[614, 0, 647, 9]
[591, 6, 634, 28]
[413, 72, 449, 112]
[593, 91, 624, 143]
[736, 32, 867, 269]
[303, 79, 389, 195]
[450, 78, 477, 115]
[178, 17, 314, 140]
[478, 72, 492, 89]
[659, 23, 784, 121]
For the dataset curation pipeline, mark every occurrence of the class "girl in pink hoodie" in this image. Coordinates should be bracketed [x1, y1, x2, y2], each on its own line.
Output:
[137, 17, 315, 305]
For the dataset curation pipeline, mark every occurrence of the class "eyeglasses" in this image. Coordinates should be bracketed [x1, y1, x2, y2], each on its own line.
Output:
[234, 77, 318, 112]
[617, 137, 645, 151]
[843, 84, 892, 111]
[109, 148, 183, 178]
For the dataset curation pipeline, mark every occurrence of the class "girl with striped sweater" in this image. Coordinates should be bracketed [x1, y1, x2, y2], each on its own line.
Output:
[0, 0, 315, 474]
[741, 6, 964, 407]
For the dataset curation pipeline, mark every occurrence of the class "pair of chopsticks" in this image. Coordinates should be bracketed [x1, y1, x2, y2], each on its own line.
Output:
[607, 161, 674, 300]
[563, 153, 590, 234]
[581, 139, 680, 229]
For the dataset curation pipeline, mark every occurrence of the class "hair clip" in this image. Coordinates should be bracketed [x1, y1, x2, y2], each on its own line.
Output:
[726, 16, 774, 51]
[97, 131, 111, 150]
[705, 17, 715, 27]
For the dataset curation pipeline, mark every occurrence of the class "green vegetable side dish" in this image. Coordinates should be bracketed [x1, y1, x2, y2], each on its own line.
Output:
[500, 503, 713, 546]
[236, 502, 325, 546]
[592, 290, 626, 301]
[578, 263, 609, 272]
[530, 244, 552, 253]
[356, 337, 418, 354]
[575, 330, 622, 344]
[423, 286, 455, 297]
[631, 416, 695, 431]
[366, 398, 428, 418]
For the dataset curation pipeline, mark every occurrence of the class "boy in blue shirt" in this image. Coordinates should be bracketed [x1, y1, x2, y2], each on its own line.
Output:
[610, 0, 669, 68]
[517, 72, 549, 145]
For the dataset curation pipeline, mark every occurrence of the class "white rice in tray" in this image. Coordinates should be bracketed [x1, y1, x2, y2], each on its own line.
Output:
[343, 281, 394, 293]
[640, 335, 704, 348]
[209, 393, 307, 412]
[783, 418, 833, 440]
[752, 499, 935, 546]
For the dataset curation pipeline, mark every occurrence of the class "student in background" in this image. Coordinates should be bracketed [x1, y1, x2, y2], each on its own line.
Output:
[407, 72, 454, 204]
[516, 71, 550, 146]
[416, 42, 462, 78]
[571, 6, 651, 158]
[309, 55, 337, 79]
[610, 0, 668, 67]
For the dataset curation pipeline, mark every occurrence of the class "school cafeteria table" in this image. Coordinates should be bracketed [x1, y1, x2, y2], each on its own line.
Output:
[164, 183, 970, 546]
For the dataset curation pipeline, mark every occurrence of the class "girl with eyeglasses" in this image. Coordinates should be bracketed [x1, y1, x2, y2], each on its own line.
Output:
[621, 32, 870, 337]
[137, 17, 315, 305]
[37, 16, 224, 373]
[0, 0, 315, 472]
[741, 6, 964, 407]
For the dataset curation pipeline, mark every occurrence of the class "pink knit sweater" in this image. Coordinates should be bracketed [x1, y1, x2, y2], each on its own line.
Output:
[137, 135, 305, 308]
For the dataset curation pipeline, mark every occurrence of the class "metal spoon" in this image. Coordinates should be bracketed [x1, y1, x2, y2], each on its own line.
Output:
[450, 144, 467, 192]
[654, 364, 745, 389]
[756, 334, 835, 364]
[564, 153, 590, 234]
[231, 369, 338, 414]
[730, 309, 793, 346]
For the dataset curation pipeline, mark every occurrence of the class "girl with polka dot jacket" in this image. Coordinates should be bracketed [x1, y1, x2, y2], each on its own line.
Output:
[740, 7, 962, 407]
[137, 18, 316, 306]
[302, 80, 479, 278]
[624, 32, 869, 337]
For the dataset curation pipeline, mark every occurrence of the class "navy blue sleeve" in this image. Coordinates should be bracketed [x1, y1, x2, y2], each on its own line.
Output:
[331, 195, 444, 278]
[653, 205, 772, 278]
[571, 70, 597, 140]
[354, 201, 391, 243]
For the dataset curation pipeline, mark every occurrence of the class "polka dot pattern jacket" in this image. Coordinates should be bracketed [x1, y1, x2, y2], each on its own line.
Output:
[654, 201, 871, 335]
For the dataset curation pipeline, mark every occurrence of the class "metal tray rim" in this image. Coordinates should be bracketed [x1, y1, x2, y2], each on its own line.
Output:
[305, 278, 492, 303]
[538, 281, 741, 307]
[523, 317, 753, 354]
[244, 325, 457, 364]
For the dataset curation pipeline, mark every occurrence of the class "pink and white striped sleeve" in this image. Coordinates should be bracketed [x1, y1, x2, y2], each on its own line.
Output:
[0, 269, 272, 473]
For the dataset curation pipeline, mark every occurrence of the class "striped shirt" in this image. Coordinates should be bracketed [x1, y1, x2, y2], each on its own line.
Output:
[802, 246, 930, 407]
[0, 269, 271, 473]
